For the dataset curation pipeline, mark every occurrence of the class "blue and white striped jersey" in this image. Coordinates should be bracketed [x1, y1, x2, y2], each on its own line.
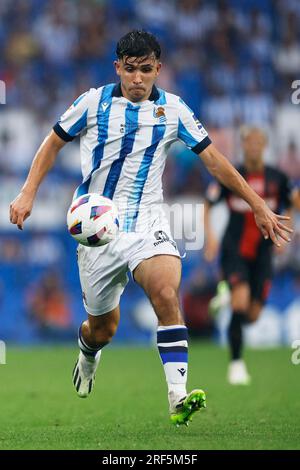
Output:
[53, 83, 211, 232]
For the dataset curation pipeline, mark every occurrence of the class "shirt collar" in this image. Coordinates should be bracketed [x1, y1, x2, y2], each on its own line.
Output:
[112, 83, 160, 102]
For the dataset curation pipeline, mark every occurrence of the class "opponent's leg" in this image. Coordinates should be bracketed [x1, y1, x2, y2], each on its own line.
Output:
[229, 259, 272, 384]
[73, 307, 120, 397]
[248, 300, 264, 324]
[134, 255, 206, 425]
[248, 267, 271, 324]
[227, 282, 251, 385]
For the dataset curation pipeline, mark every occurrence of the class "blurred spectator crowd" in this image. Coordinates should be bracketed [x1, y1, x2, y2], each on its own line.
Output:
[1, 0, 300, 178]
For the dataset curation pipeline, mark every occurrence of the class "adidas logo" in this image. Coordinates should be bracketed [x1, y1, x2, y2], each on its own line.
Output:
[101, 102, 109, 112]
[178, 368, 186, 377]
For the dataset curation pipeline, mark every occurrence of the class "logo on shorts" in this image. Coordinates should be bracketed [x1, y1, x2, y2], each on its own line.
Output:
[82, 291, 87, 303]
[153, 230, 177, 250]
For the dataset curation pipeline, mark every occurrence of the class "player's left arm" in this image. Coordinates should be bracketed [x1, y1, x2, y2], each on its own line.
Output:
[274, 207, 293, 255]
[10, 89, 93, 230]
[198, 144, 293, 246]
[176, 98, 292, 246]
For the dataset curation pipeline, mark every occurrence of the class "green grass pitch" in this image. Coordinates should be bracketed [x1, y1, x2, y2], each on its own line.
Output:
[0, 343, 299, 450]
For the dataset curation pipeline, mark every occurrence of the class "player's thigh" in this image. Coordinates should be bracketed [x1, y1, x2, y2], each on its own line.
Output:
[77, 244, 128, 316]
[221, 245, 248, 288]
[133, 254, 182, 298]
[221, 246, 250, 312]
[249, 252, 272, 309]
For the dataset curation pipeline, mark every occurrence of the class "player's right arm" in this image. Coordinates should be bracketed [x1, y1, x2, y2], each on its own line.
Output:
[10, 131, 66, 230]
[10, 89, 93, 230]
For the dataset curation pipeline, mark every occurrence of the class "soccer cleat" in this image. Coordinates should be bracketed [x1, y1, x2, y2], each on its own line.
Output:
[72, 351, 101, 398]
[227, 359, 251, 385]
[208, 280, 230, 318]
[170, 389, 206, 426]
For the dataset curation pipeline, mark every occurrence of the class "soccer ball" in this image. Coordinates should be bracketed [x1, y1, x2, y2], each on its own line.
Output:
[67, 193, 119, 247]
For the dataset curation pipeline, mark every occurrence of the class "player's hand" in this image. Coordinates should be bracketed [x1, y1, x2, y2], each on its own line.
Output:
[9, 191, 34, 230]
[204, 235, 219, 262]
[254, 201, 293, 247]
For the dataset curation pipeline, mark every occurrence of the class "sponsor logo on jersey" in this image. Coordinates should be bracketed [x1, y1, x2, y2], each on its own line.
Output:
[120, 123, 140, 134]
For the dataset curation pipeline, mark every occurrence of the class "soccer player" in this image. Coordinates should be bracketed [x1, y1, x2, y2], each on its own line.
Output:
[10, 31, 292, 425]
[204, 127, 293, 385]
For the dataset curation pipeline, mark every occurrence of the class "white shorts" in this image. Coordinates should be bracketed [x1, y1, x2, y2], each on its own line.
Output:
[77, 222, 181, 316]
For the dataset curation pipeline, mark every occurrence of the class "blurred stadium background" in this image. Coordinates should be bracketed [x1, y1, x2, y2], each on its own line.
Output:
[0, 0, 300, 348]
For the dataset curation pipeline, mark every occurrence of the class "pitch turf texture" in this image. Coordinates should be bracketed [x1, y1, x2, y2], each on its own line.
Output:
[0, 344, 299, 450]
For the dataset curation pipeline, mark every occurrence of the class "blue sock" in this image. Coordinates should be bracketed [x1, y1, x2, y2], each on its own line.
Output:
[157, 325, 188, 405]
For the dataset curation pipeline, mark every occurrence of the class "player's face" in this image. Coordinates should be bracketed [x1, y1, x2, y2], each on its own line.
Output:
[114, 55, 161, 102]
[242, 130, 267, 164]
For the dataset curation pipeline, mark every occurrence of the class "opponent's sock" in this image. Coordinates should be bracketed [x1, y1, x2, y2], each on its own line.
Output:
[228, 311, 248, 360]
[157, 325, 188, 407]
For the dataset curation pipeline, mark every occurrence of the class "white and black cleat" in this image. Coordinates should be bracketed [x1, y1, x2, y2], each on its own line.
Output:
[72, 351, 100, 398]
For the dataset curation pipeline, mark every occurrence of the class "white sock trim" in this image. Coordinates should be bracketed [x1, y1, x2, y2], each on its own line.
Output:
[157, 325, 187, 331]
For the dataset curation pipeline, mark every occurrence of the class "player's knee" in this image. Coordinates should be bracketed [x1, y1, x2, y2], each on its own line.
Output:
[231, 303, 249, 314]
[150, 286, 183, 324]
[89, 320, 117, 345]
[231, 284, 250, 312]
[248, 306, 263, 323]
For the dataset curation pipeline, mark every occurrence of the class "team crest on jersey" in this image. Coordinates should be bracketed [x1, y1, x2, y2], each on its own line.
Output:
[153, 106, 167, 123]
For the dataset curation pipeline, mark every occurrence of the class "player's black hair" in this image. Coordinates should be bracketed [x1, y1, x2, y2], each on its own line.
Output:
[116, 30, 161, 61]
